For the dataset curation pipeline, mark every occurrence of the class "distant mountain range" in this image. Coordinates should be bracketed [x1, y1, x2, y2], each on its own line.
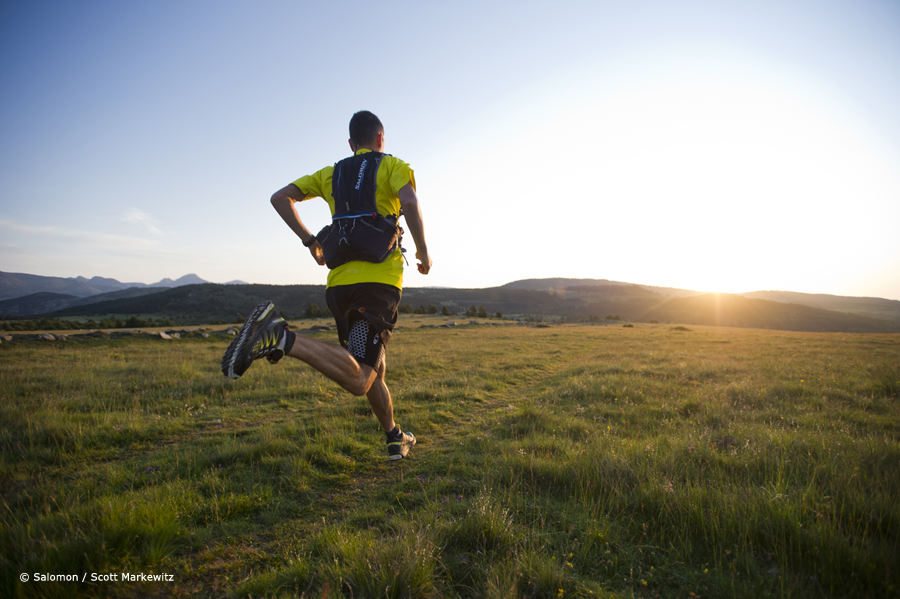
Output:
[0, 271, 248, 314]
[0, 271, 213, 300]
[1, 274, 899, 333]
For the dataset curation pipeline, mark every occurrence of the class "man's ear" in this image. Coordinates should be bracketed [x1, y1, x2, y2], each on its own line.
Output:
[348, 139, 356, 152]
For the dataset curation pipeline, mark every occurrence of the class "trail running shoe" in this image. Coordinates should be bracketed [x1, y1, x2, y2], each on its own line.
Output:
[387, 430, 416, 461]
[221, 301, 287, 379]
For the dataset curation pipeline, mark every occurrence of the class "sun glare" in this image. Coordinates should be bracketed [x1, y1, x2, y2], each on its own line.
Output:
[436, 65, 899, 294]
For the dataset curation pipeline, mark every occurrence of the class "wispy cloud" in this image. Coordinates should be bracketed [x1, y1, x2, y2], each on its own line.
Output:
[122, 208, 164, 235]
[0, 216, 207, 280]
[0, 218, 161, 249]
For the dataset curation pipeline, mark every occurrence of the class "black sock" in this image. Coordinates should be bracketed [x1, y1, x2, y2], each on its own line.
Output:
[283, 330, 296, 354]
[386, 426, 401, 441]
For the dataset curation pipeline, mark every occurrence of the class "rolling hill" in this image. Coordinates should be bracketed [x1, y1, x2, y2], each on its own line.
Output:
[44, 284, 329, 323]
[0, 288, 173, 317]
[741, 290, 900, 324]
[639, 293, 899, 333]
[5, 279, 898, 334]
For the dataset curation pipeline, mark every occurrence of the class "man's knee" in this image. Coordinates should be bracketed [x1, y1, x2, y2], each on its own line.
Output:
[344, 378, 370, 397]
[344, 365, 377, 396]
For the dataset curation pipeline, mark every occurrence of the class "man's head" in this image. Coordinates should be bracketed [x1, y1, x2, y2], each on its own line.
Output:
[349, 111, 384, 152]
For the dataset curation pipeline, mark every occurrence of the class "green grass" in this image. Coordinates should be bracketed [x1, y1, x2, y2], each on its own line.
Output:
[1, 322, 898, 598]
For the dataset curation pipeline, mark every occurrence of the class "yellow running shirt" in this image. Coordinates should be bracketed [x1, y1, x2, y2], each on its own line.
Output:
[292, 149, 415, 290]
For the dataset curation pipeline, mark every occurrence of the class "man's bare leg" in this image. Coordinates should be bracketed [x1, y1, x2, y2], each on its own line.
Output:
[285, 333, 412, 459]
[286, 334, 397, 434]
[286, 334, 377, 397]
[364, 357, 396, 433]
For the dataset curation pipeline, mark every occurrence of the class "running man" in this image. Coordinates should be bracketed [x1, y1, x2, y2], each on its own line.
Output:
[221, 111, 431, 461]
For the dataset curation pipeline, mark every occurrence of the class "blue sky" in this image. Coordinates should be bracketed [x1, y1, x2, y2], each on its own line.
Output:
[2, 0, 899, 299]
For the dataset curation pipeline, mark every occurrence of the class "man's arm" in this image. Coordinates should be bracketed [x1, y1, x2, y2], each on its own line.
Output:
[270, 184, 325, 265]
[398, 183, 432, 275]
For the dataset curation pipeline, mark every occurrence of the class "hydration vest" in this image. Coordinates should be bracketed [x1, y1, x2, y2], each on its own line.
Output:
[315, 152, 403, 269]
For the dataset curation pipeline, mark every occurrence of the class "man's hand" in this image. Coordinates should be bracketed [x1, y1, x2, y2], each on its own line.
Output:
[308, 241, 326, 266]
[272, 184, 325, 264]
[416, 250, 432, 275]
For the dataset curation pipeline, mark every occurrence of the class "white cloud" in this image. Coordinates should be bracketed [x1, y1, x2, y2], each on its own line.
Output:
[0, 217, 161, 249]
[0, 216, 205, 282]
[121, 208, 164, 235]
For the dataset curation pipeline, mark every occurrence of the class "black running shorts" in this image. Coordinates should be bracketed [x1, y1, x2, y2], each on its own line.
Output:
[325, 283, 401, 370]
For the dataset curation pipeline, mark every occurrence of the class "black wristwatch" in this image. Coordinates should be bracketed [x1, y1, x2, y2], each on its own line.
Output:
[303, 236, 318, 247]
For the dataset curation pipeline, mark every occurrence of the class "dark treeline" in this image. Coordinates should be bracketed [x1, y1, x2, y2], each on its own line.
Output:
[0, 315, 177, 332]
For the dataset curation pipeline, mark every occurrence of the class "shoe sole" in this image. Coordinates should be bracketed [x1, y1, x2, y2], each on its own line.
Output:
[388, 434, 416, 461]
[221, 301, 275, 379]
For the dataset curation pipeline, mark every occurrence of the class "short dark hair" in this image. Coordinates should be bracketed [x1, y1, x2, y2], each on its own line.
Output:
[349, 111, 383, 147]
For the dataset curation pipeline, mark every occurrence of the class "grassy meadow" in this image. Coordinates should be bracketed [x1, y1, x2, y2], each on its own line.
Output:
[1, 318, 898, 598]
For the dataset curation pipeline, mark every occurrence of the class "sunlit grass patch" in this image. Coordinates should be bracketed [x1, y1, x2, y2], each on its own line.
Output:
[1, 327, 898, 597]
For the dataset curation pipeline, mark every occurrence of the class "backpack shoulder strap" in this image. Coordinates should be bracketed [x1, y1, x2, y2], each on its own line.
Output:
[331, 152, 384, 218]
